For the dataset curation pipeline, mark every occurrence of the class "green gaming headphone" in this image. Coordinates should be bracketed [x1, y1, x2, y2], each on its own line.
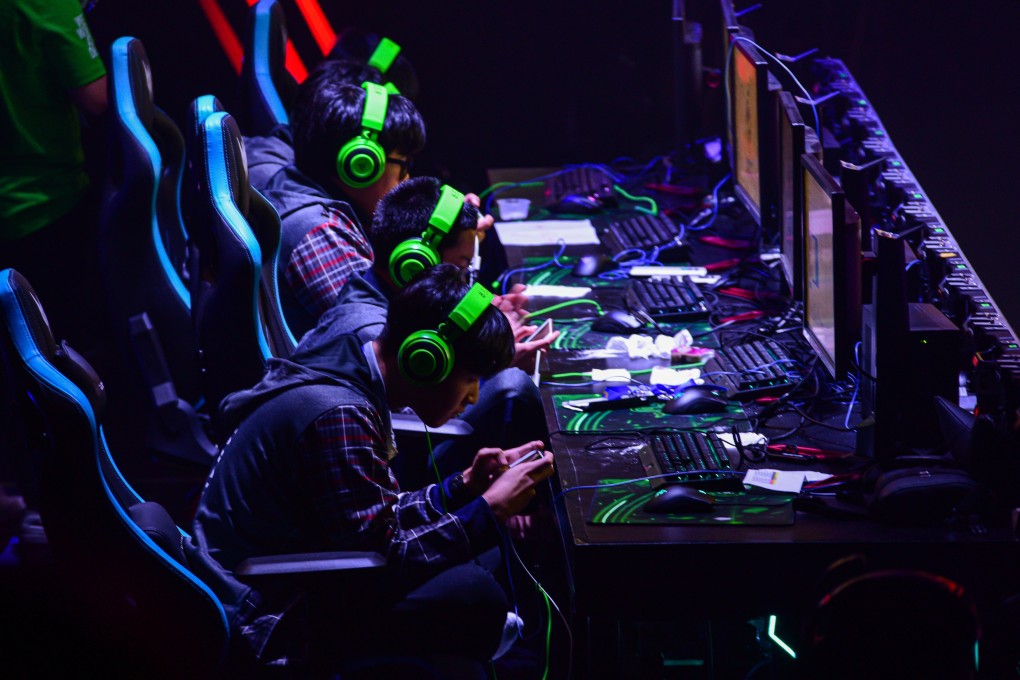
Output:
[389, 184, 466, 288]
[335, 81, 389, 188]
[367, 37, 402, 95]
[397, 282, 493, 385]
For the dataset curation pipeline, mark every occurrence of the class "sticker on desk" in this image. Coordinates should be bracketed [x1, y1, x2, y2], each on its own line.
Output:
[743, 469, 833, 494]
[551, 394, 749, 433]
[587, 480, 795, 526]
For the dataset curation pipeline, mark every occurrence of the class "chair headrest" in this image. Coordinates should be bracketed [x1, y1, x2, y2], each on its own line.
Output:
[1, 269, 107, 420]
[204, 112, 252, 216]
[112, 36, 155, 130]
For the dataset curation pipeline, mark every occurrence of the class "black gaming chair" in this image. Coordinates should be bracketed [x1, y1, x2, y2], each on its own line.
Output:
[100, 36, 216, 468]
[0, 268, 443, 678]
[188, 105, 297, 422]
[0, 268, 228, 676]
[239, 0, 297, 136]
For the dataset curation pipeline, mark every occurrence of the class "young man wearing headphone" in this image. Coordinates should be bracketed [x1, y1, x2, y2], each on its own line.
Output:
[255, 74, 426, 337]
[311, 176, 557, 488]
[191, 264, 554, 668]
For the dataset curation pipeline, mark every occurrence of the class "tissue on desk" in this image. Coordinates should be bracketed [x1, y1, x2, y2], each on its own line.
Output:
[604, 330, 696, 360]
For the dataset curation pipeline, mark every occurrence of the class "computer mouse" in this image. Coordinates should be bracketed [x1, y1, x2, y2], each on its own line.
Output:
[643, 485, 718, 514]
[590, 309, 644, 334]
[572, 253, 614, 277]
[548, 193, 603, 215]
[662, 385, 730, 415]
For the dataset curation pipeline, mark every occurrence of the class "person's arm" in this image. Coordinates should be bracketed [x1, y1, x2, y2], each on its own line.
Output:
[284, 208, 374, 319]
[71, 75, 108, 117]
[298, 404, 499, 586]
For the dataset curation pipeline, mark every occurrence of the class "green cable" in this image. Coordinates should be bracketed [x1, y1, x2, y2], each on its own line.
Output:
[524, 299, 604, 319]
[612, 184, 659, 215]
[541, 584, 552, 680]
[425, 426, 448, 514]
[479, 180, 544, 200]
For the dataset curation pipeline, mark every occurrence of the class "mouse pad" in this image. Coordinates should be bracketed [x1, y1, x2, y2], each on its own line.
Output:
[587, 480, 796, 526]
[551, 393, 749, 433]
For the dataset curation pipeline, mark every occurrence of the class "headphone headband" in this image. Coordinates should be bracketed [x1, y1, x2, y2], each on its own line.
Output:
[443, 282, 493, 338]
[359, 81, 388, 135]
[367, 37, 401, 74]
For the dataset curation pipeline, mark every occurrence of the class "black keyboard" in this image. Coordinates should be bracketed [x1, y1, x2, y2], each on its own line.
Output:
[712, 339, 797, 400]
[637, 431, 739, 490]
[603, 214, 679, 252]
[626, 276, 710, 322]
[545, 166, 616, 206]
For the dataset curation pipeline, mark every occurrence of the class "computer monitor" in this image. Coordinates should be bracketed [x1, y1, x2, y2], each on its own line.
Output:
[801, 152, 862, 378]
[729, 39, 781, 236]
[778, 89, 822, 301]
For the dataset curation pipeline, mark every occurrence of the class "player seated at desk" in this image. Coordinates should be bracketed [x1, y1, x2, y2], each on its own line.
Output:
[191, 265, 555, 668]
[313, 177, 557, 487]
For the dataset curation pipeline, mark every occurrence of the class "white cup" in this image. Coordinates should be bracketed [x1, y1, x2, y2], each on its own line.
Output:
[496, 197, 531, 221]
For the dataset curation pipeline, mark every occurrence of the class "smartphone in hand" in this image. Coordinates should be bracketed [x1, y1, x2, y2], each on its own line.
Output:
[508, 449, 543, 469]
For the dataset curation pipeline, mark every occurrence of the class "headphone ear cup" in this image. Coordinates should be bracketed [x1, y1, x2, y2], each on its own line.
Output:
[389, 238, 441, 288]
[398, 330, 454, 385]
[336, 135, 385, 188]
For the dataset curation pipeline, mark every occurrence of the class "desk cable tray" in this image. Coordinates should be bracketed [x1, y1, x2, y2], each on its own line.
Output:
[625, 275, 710, 322]
[637, 430, 739, 490]
[712, 339, 796, 400]
[603, 214, 681, 254]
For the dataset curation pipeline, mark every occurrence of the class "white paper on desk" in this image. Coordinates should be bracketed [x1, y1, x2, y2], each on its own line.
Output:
[523, 284, 592, 298]
[742, 469, 832, 494]
[494, 219, 599, 246]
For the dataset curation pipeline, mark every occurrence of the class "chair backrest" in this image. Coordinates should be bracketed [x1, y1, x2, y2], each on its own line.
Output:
[191, 109, 273, 416]
[239, 0, 296, 135]
[101, 37, 217, 468]
[0, 268, 230, 677]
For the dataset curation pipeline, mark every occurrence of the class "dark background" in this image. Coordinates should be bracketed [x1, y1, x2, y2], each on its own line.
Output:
[84, 0, 1020, 330]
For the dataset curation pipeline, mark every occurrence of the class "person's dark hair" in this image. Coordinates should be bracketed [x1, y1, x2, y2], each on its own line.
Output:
[328, 28, 420, 101]
[381, 264, 513, 379]
[371, 177, 479, 266]
[302, 57, 387, 95]
[291, 77, 426, 187]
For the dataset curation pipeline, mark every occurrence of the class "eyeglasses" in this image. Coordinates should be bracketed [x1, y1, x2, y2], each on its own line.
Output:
[386, 157, 413, 180]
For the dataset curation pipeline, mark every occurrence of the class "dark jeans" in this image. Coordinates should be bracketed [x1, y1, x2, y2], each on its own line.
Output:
[297, 551, 508, 673]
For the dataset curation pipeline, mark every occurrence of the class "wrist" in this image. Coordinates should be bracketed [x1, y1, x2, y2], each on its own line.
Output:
[459, 468, 486, 497]
[448, 471, 479, 503]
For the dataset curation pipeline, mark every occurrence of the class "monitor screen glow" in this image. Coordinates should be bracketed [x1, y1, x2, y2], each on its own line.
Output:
[804, 170, 836, 372]
[734, 45, 761, 213]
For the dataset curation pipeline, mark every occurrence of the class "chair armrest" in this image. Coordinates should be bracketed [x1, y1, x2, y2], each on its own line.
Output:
[235, 551, 386, 578]
[390, 411, 474, 437]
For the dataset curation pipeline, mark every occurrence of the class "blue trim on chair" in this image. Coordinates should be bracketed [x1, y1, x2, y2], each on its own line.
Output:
[0, 268, 229, 641]
[253, 0, 289, 126]
[111, 37, 190, 309]
[192, 94, 222, 129]
[204, 112, 272, 362]
[99, 427, 145, 506]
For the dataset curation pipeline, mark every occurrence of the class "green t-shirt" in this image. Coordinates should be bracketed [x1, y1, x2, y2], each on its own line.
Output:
[0, 0, 107, 239]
